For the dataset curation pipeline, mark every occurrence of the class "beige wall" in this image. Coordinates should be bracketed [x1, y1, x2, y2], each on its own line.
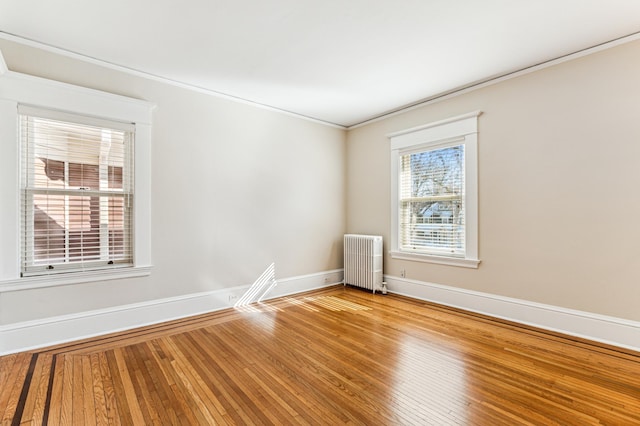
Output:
[0, 39, 346, 324]
[347, 39, 640, 321]
[2, 36, 639, 326]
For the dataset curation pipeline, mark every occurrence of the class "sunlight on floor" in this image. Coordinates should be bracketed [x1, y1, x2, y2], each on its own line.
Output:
[302, 295, 371, 312]
[234, 262, 277, 308]
[391, 335, 469, 424]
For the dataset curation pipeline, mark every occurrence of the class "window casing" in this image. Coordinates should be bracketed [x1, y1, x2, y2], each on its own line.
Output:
[20, 108, 135, 276]
[0, 52, 154, 289]
[390, 112, 480, 268]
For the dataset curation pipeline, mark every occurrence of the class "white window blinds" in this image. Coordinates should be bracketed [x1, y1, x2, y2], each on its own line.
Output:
[19, 106, 135, 276]
[399, 144, 465, 257]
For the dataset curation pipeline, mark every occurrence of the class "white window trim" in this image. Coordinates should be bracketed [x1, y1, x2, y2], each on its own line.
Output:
[389, 111, 481, 268]
[0, 50, 155, 289]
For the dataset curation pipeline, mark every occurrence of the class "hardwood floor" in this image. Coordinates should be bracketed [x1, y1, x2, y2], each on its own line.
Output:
[2, 285, 639, 425]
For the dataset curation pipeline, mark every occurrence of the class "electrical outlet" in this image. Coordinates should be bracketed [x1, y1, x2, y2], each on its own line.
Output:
[324, 277, 329, 283]
[228, 294, 238, 303]
[400, 269, 405, 278]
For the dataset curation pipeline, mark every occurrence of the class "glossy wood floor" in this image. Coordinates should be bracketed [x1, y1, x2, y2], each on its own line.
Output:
[2, 285, 639, 425]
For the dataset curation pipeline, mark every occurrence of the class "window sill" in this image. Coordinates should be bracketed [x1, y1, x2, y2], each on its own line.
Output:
[0, 266, 152, 292]
[389, 251, 480, 268]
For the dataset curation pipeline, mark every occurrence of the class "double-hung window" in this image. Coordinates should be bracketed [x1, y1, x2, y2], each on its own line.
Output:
[399, 144, 465, 256]
[390, 112, 481, 268]
[0, 53, 153, 288]
[20, 107, 134, 276]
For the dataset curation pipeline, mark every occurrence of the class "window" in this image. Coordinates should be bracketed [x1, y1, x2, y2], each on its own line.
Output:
[0, 51, 154, 288]
[390, 112, 480, 268]
[20, 107, 135, 276]
[399, 144, 465, 256]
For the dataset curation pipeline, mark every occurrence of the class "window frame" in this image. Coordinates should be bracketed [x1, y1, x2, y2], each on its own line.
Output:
[0, 53, 154, 290]
[389, 111, 481, 268]
[19, 107, 135, 276]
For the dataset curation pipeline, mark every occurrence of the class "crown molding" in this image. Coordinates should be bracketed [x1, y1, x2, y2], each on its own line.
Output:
[349, 31, 640, 130]
[0, 32, 346, 130]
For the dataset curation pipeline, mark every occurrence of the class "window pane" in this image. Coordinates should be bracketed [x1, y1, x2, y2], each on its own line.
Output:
[68, 195, 101, 261]
[400, 145, 465, 255]
[108, 196, 128, 258]
[31, 193, 130, 265]
[68, 162, 99, 189]
[402, 146, 464, 198]
[34, 158, 65, 188]
[33, 194, 66, 264]
[401, 200, 464, 253]
[108, 166, 123, 189]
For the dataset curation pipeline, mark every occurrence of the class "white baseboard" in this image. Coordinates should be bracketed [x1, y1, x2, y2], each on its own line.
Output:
[4, 270, 636, 355]
[0, 269, 343, 355]
[385, 275, 640, 352]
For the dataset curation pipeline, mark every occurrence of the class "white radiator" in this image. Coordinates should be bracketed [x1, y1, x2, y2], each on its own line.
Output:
[343, 234, 383, 293]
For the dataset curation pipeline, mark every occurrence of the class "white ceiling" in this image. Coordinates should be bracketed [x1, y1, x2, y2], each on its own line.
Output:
[1, 1, 639, 127]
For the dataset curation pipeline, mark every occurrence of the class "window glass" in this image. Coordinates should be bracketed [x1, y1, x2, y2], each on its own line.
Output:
[399, 145, 465, 256]
[21, 113, 133, 276]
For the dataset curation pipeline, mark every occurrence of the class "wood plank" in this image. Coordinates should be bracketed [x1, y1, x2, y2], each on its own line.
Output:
[104, 350, 133, 426]
[81, 355, 97, 426]
[16, 353, 52, 424]
[111, 348, 146, 425]
[71, 355, 85, 426]
[145, 339, 205, 426]
[58, 355, 74, 426]
[0, 353, 20, 420]
[45, 354, 64, 426]
[0, 352, 31, 423]
[126, 343, 171, 425]
[162, 335, 236, 425]
[89, 352, 108, 426]
[96, 352, 121, 426]
[138, 342, 182, 426]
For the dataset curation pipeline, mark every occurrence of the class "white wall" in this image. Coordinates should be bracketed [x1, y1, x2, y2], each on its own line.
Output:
[347, 39, 640, 322]
[0, 39, 346, 325]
